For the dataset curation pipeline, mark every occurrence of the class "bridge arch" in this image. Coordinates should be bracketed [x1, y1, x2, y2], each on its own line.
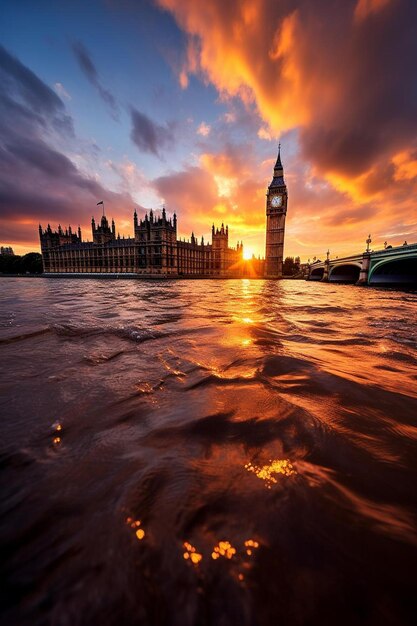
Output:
[329, 263, 361, 283]
[369, 254, 417, 286]
[309, 266, 324, 280]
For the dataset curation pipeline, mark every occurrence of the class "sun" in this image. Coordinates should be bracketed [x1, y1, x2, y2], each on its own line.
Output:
[243, 248, 254, 260]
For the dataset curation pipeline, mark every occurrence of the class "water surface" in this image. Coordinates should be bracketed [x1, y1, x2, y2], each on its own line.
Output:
[1, 278, 416, 625]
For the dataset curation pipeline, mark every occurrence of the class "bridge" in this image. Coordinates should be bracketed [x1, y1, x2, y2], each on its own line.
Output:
[307, 239, 417, 286]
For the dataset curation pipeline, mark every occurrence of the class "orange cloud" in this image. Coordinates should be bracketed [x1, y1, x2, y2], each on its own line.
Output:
[354, 0, 394, 22]
[153, 144, 268, 251]
[157, 0, 417, 200]
[392, 150, 417, 182]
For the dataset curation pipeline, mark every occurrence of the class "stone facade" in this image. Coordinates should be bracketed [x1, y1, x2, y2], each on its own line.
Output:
[39, 209, 251, 277]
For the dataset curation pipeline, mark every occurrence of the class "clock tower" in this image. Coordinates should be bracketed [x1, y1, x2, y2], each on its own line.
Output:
[265, 144, 287, 278]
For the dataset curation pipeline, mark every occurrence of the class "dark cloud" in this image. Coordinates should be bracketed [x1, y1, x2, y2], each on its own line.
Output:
[0, 44, 74, 137]
[0, 45, 136, 249]
[72, 41, 119, 120]
[159, 0, 417, 191]
[299, 0, 417, 179]
[5, 137, 78, 180]
[130, 107, 174, 157]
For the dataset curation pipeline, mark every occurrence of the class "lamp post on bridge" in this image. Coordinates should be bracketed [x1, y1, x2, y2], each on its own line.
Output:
[322, 249, 330, 282]
[357, 234, 372, 286]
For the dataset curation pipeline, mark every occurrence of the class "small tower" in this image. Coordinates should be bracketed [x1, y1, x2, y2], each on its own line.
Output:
[212, 222, 229, 275]
[265, 143, 288, 278]
[92, 212, 114, 244]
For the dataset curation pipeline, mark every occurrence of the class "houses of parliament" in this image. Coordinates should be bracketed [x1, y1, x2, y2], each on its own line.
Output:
[39, 147, 287, 278]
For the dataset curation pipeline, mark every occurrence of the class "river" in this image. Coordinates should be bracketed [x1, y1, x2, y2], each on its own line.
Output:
[1, 278, 416, 626]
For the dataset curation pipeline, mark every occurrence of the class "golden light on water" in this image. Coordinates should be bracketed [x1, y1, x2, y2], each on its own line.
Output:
[52, 422, 62, 445]
[126, 517, 146, 540]
[51, 422, 63, 446]
[123, 518, 263, 572]
[183, 542, 203, 564]
[244, 539, 260, 556]
[211, 540, 237, 560]
[245, 459, 297, 488]
[181, 538, 260, 566]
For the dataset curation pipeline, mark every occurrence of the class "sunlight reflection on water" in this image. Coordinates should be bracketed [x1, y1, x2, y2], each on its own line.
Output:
[0, 277, 416, 626]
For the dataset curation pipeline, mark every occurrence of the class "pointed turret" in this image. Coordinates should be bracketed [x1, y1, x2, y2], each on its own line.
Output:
[269, 142, 285, 189]
[274, 142, 283, 172]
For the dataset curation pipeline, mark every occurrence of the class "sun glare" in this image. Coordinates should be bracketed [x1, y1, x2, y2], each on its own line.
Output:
[243, 248, 254, 260]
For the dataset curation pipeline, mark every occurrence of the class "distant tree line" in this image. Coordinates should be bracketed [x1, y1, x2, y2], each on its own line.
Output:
[0, 252, 43, 274]
[283, 256, 301, 276]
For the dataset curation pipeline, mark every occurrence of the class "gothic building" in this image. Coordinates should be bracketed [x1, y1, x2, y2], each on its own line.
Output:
[39, 147, 286, 278]
[39, 209, 250, 277]
[265, 144, 288, 278]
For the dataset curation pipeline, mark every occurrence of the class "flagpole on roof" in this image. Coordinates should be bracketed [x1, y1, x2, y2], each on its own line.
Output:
[97, 200, 105, 217]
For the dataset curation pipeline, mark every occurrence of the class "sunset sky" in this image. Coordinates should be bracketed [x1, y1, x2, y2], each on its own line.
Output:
[1, 0, 417, 260]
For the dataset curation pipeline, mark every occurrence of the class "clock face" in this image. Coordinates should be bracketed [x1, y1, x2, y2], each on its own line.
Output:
[271, 195, 282, 207]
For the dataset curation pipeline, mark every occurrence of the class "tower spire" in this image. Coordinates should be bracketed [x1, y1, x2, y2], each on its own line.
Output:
[274, 142, 283, 171]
